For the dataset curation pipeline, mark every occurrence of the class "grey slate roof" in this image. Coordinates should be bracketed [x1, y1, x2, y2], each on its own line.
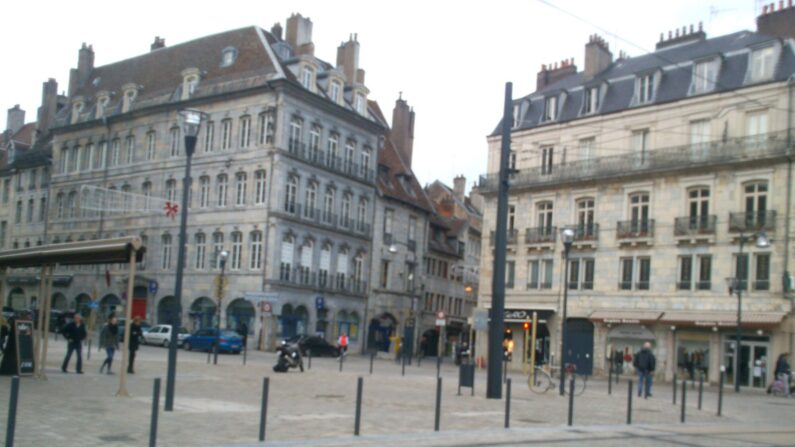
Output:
[494, 30, 795, 135]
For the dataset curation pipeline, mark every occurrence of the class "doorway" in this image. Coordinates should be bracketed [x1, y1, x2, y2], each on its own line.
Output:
[723, 335, 769, 388]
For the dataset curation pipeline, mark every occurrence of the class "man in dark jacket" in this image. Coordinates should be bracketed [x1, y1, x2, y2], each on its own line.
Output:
[127, 316, 144, 374]
[633, 341, 656, 398]
[61, 314, 87, 373]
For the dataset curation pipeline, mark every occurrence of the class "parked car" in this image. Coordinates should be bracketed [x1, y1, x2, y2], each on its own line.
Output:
[143, 324, 189, 347]
[287, 335, 340, 357]
[183, 329, 242, 354]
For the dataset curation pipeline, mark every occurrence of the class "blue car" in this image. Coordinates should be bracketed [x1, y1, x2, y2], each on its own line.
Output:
[183, 328, 242, 354]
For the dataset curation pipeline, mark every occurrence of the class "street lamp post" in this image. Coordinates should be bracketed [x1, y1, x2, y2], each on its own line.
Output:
[559, 228, 575, 396]
[214, 250, 229, 365]
[164, 109, 203, 412]
[388, 242, 419, 361]
[725, 231, 769, 393]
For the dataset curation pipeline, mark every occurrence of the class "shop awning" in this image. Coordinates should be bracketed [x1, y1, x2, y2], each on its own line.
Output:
[660, 311, 787, 328]
[589, 310, 663, 324]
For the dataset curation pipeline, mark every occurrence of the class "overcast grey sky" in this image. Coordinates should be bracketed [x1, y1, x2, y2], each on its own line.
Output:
[1, 0, 757, 188]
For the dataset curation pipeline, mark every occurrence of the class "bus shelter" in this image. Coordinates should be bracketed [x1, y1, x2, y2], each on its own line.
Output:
[0, 237, 145, 396]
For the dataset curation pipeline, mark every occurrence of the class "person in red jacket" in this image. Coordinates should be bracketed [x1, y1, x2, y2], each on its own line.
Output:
[338, 332, 349, 355]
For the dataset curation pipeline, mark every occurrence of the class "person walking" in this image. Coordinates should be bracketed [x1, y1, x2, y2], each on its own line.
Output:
[337, 332, 349, 355]
[768, 352, 791, 394]
[633, 341, 656, 398]
[99, 315, 119, 374]
[127, 316, 144, 374]
[237, 322, 248, 349]
[61, 314, 87, 374]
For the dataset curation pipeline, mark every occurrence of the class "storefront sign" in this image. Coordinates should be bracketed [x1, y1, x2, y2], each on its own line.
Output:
[694, 321, 733, 327]
[608, 324, 655, 340]
[603, 318, 641, 324]
[504, 309, 553, 323]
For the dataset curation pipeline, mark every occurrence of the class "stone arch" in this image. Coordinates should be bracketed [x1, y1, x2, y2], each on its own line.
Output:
[189, 297, 216, 331]
[99, 294, 121, 322]
[74, 293, 91, 318]
[7, 287, 25, 310]
[157, 295, 180, 325]
[226, 298, 254, 333]
[51, 292, 68, 311]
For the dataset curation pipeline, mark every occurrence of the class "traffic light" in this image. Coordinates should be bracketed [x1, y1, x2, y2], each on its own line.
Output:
[523, 321, 530, 331]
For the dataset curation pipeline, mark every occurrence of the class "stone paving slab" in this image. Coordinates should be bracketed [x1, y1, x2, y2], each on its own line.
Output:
[0, 337, 793, 446]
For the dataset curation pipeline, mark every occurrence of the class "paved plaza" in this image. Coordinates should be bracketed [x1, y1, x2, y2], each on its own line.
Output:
[1, 336, 794, 446]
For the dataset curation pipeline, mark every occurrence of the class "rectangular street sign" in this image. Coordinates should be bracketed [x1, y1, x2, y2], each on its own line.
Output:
[436, 319, 446, 326]
[473, 308, 489, 331]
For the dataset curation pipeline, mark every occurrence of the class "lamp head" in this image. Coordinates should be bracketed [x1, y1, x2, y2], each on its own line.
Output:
[179, 109, 203, 138]
[220, 250, 229, 260]
[561, 227, 575, 244]
[388, 244, 398, 254]
[755, 231, 770, 248]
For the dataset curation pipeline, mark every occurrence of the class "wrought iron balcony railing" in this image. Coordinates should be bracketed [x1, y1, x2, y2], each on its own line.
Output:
[525, 226, 557, 244]
[616, 219, 655, 239]
[479, 131, 790, 192]
[728, 210, 776, 233]
[674, 215, 717, 236]
[489, 229, 519, 246]
[564, 223, 599, 241]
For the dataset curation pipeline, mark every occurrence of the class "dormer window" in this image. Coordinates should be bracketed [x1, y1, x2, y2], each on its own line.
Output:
[543, 96, 557, 122]
[512, 104, 521, 128]
[121, 83, 138, 113]
[95, 92, 110, 119]
[71, 98, 85, 125]
[181, 68, 201, 100]
[584, 86, 600, 114]
[637, 74, 654, 104]
[749, 46, 775, 83]
[301, 66, 315, 91]
[329, 80, 342, 104]
[692, 59, 719, 94]
[220, 47, 238, 67]
[355, 92, 367, 115]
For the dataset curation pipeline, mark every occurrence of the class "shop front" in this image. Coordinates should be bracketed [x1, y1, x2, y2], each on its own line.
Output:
[660, 310, 786, 388]
[589, 310, 662, 377]
[503, 308, 554, 370]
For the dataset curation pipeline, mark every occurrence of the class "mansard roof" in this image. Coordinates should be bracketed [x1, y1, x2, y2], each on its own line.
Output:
[495, 30, 795, 135]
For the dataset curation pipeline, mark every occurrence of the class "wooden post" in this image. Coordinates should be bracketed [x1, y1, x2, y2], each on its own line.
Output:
[39, 266, 54, 380]
[34, 265, 47, 379]
[117, 248, 137, 397]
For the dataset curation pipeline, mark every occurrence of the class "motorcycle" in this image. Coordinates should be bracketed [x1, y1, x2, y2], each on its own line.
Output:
[273, 341, 304, 373]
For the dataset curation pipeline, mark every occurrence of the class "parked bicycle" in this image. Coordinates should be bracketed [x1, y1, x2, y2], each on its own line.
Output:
[528, 363, 587, 395]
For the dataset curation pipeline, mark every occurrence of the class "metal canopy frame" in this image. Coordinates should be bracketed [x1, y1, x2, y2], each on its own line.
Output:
[0, 236, 145, 397]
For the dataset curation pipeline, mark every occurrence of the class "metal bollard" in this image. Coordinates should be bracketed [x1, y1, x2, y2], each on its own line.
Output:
[680, 379, 687, 423]
[608, 363, 613, 395]
[402, 352, 406, 377]
[505, 378, 511, 429]
[698, 374, 703, 410]
[207, 346, 211, 364]
[434, 377, 442, 431]
[339, 352, 344, 372]
[308, 351, 312, 370]
[717, 371, 724, 417]
[672, 373, 677, 405]
[369, 351, 374, 375]
[627, 379, 633, 425]
[437, 355, 442, 378]
[259, 377, 269, 442]
[243, 344, 247, 366]
[87, 338, 92, 360]
[149, 378, 161, 447]
[354, 377, 363, 436]
[568, 377, 575, 426]
[503, 360, 508, 384]
[5, 376, 20, 447]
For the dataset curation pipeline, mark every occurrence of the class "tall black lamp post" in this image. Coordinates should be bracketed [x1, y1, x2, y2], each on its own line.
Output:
[164, 109, 203, 412]
[559, 227, 574, 396]
[214, 250, 229, 365]
[725, 230, 769, 393]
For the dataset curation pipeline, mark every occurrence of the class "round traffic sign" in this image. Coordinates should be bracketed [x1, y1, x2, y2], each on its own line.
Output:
[436, 310, 445, 320]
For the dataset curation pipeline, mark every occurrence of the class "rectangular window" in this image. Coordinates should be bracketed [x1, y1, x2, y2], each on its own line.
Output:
[735, 253, 749, 291]
[693, 60, 718, 93]
[203, 121, 215, 153]
[620, 258, 633, 290]
[638, 258, 651, 290]
[240, 116, 251, 148]
[690, 119, 711, 155]
[408, 216, 417, 247]
[221, 119, 232, 150]
[631, 129, 649, 164]
[15, 201, 22, 224]
[755, 253, 770, 291]
[512, 104, 520, 128]
[235, 173, 247, 206]
[678, 256, 692, 290]
[212, 233, 224, 269]
[542, 259, 553, 289]
[568, 259, 580, 290]
[330, 81, 341, 103]
[527, 260, 539, 289]
[81, 145, 91, 171]
[258, 113, 274, 145]
[199, 177, 210, 208]
[0, 221, 6, 248]
[217, 176, 228, 207]
[38, 197, 46, 222]
[380, 260, 390, 288]
[110, 139, 121, 166]
[578, 138, 594, 164]
[230, 233, 242, 270]
[125, 136, 135, 164]
[170, 128, 180, 157]
[254, 170, 267, 205]
[746, 110, 768, 142]
[28, 169, 37, 190]
[584, 87, 599, 114]
[250, 232, 263, 270]
[638, 74, 654, 104]
[583, 259, 595, 290]
[697, 255, 712, 290]
[383, 208, 394, 242]
[505, 261, 515, 289]
[541, 146, 553, 175]
[26, 199, 34, 223]
[194, 234, 206, 270]
[2, 179, 8, 204]
[161, 235, 172, 269]
[146, 132, 156, 161]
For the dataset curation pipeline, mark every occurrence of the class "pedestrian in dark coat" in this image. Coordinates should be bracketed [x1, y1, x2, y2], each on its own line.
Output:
[99, 315, 119, 374]
[127, 316, 144, 374]
[633, 341, 656, 398]
[61, 314, 87, 373]
[237, 322, 248, 348]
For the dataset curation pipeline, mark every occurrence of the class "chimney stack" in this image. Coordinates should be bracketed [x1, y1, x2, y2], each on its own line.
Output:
[390, 94, 415, 169]
[536, 57, 577, 91]
[584, 34, 612, 78]
[337, 34, 361, 85]
[69, 43, 95, 97]
[285, 13, 314, 56]
[6, 105, 25, 135]
[271, 22, 283, 40]
[656, 22, 706, 50]
[36, 78, 59, 135]
[150, 36, 166, 51]
[453, 175, 466, 202]
[757, 0, 795, 38]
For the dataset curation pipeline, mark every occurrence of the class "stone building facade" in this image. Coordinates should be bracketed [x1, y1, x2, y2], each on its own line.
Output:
[477, 5, 795, 389]
[10, 14, 383, 351]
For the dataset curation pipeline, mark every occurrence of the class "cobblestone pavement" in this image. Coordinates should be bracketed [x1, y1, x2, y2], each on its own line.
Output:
[0, 337, 793, 446]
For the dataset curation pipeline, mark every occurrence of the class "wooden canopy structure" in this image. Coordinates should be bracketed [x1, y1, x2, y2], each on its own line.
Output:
[0, 237, 145, 396]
